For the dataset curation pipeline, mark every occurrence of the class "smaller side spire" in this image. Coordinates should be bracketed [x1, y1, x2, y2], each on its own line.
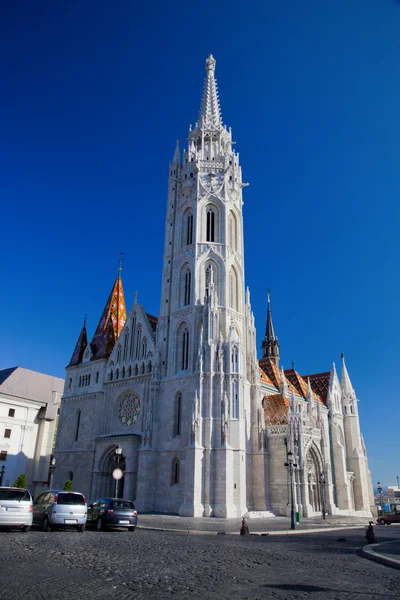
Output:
[261, 291, 280, 366]
[67, 315, 88, 367]
[306, 377, 313, 402]
[340, 353, 356, 399]
[172, 139, 180, 164]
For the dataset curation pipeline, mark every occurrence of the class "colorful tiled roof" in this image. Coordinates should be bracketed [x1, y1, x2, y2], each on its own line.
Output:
[284, 368, 324, 405]
[301, 371, 330, 404]
[263, 394, 289, 425]
[258, 365, 274, 386]
[91, 275, 127, 361]
[259, 357, 300, 396]
[67, 324, 88, 367]
[146, 313, 158, 333]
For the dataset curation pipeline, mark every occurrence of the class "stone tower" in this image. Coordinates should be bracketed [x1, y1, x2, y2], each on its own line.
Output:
[154, 54, 254, 517]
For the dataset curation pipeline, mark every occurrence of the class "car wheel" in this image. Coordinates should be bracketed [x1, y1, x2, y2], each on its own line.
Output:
[77, 524, 86, 532]
[43, 517, 52, 532]
[21, 526, 30, 533]
[128, 526, 136, 532]
[96, 518, 105, 531]
[379, 518, 386, 525]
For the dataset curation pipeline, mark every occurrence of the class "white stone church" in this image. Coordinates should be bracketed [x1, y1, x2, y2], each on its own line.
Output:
[54, 55, 374, 518]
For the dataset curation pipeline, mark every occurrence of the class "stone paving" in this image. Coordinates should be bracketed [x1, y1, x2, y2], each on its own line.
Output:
[137, 512, 373, 533]
[0, 524, 399, 599]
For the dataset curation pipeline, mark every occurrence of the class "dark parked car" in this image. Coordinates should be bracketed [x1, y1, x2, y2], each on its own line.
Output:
[87, 498, 138, 531]
[377, 512, 400, 525]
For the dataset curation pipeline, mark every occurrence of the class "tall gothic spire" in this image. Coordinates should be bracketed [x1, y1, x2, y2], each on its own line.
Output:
[67, 315, 88, 367]
[340, 353, 356, 399]
[198, 54, 222, 128]
[90, 268, 127, 361]
[261, 292, 280, 365]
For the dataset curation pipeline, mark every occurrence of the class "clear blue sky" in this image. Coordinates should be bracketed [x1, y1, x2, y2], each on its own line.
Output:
[1, 0, 399, 487]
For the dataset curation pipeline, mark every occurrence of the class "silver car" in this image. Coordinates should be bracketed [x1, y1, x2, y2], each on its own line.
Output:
[0, 487, 33, 531]
[33, 490, 87, 532]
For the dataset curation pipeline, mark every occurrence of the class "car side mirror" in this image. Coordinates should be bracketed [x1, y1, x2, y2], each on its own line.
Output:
[88, 504, 93, 509]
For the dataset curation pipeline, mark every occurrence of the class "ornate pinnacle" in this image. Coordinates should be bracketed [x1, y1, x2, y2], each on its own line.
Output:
[205, 54, 216, 73]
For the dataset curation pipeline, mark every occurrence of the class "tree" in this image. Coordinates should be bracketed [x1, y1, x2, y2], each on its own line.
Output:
[13, 473, 27, 488]
[63, 479, 73, 491]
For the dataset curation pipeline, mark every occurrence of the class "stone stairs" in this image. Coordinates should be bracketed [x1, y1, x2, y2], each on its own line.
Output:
[245, 510, 275, 519]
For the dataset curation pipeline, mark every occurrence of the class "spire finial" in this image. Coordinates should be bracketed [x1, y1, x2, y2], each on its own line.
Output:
[266, 287, 271, 305]
[291, 360, 294, 370]
[83, 313, 87, 328]
[205, 54, 216, 73]
[134, 290, 139, 304]
[341, 352, 345, 361]
[118, 252, 124, 276]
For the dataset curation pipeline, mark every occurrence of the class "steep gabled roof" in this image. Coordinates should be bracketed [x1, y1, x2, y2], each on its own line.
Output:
[259, 357, 300, 396]
[67, 322, 88, 367]
[302, 371, 330, 404]
[146, 313, 158, 333]
[263, 394, 289, 425]
[91, 275, 127, 361]
[284, 368, 324, 405]
[258, 365, 274, 386]
[0, 367, 64, 403]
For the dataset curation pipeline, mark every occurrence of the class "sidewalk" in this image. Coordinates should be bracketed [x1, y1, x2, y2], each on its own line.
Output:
[361, 539, 400, 571]
[137, 513, 372, 535]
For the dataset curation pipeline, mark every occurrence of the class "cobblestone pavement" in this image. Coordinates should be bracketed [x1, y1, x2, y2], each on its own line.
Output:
[0, 525, 399, 600]
[137, 513, 374, 533]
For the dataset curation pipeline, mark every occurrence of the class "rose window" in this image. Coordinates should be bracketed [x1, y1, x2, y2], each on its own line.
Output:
[119, 392, 140, 427]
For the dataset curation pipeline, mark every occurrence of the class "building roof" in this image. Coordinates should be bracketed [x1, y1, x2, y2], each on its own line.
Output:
[259, 357, 300, 396]
[284, 368, 324, 405]
[263, 394, 289, 425]
[0, 367, 64, 404]
[146, 313, 158, 333]
[301, 371, 330, 403]
[67, 322, 88, 367]
[91, 275, 127, 361]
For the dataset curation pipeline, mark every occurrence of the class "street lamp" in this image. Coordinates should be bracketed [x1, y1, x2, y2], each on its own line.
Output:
[284, 450, 297, 530]
[115, 446, 122, 498]
[377, 481, 383, 516]
[320, 472, 326, 520]
[49, 457, 56, 489]
[0, 465, 5, 487]
[397, 475, 399, 488]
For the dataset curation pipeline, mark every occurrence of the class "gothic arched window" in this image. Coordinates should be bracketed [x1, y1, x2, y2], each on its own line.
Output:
[228, 211, 238, 251]
[123, 329, 129, 362]
[182, 328, 189, 370]
[187, 212, 193, 245]
[142, 337, 147, 359]
[184, 268, 191, 305]
[231, 347, 239, 373]
[117, 344, 122, 364]
[75, 409, 81, 441]
[231, 380, 239, 419]
[174, 393, 182, 437]
[206, 207, 216, 242]
[135, 325, 142, 360]
[229, 268, 239, 311]
[172, 457, 180, 485]
[129, 314, 136, 360]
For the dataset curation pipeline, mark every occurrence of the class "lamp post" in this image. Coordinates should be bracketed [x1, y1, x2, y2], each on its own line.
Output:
[397, 475, 399, 488]
[0, 465, 5, 487]
[285, 450, 297, 530]
[49, 457, 56, 489]
[377, 481, 383, 516]
[320, 472, 326, 520]
[115, 445, 122, 498]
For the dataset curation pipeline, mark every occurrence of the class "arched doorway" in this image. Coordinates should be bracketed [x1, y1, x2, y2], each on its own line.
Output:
[99, 447, 126, 498]
[306, 445, 323, 513]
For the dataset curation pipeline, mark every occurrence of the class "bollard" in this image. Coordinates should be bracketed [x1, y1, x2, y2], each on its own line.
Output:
[365, 521, 377, 545]
[240, 516, 250, 536]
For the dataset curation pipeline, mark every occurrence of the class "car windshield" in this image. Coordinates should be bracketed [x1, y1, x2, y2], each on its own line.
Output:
[57, 493, 85, 505]
[0, 489, 30, 501]
[111, 500, 135, 509]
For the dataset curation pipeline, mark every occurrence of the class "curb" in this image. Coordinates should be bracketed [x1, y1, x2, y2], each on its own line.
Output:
[360, 540, 400, 571]
[136, 524, 366, 536]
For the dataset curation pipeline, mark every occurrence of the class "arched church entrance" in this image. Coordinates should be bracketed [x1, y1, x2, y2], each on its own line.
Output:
[306, 445, 323, 513]
[99, 447, 126, 498]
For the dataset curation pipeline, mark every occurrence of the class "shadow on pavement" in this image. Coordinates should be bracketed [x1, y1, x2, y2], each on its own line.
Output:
[264, 584, 400, 596]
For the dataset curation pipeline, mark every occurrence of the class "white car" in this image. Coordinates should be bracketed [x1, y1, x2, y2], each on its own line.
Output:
[0, 487, 33, 531]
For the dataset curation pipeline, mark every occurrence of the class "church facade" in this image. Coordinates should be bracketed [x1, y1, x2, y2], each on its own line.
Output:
[54, 55, 374, 518]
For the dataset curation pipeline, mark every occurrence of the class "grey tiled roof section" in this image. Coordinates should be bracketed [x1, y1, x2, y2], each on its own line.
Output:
[0, 367, 64, 403]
